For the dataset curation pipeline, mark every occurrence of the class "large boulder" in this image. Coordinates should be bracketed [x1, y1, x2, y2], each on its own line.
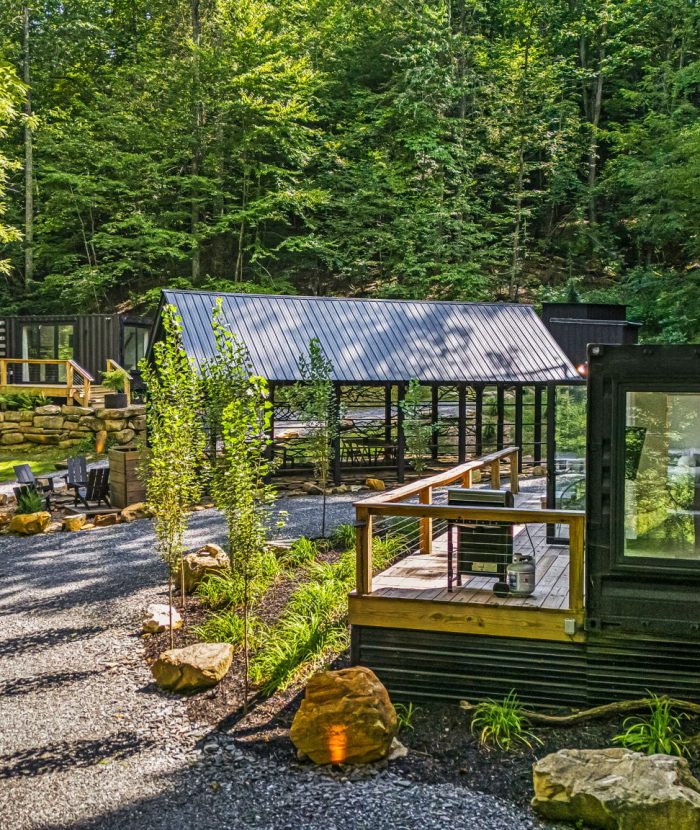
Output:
[142, 603, 182, 634]
[9, 512, 51, 535]
[365, 478, 386, 492]
[151, 642, 233, 692]
[179, 544, 230, 593]
[532, 748, 700, 830]
[289, 666, 398, 765]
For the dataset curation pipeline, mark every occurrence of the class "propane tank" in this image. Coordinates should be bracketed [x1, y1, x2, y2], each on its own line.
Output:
[507, 554, 535, 597]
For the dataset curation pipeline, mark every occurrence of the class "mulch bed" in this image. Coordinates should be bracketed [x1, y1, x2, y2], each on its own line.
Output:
[143, 548, 700, 810]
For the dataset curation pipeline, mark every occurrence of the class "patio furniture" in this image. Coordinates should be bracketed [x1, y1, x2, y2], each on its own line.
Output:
[64, 455, 88, 496]
[74, 467, 111, 509]
[13, 464, 55, 504]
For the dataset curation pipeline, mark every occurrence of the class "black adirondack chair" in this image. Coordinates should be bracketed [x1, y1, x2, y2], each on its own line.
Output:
[64, 456, 88, 495]
[74, 467, 111, 509]
[13, 464, 55, 507]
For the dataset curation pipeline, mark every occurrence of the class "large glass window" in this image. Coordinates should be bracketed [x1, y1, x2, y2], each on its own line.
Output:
[123, 325, 149, 370]
[21, 323, 73, 382]
[624, 391, 700, 560]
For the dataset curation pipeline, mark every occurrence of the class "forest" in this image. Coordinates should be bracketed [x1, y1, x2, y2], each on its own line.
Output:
[0, 1, 699, 341]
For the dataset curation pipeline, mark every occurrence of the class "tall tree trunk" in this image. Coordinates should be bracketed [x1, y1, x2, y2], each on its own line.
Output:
[23, 4, 33, 286]
[587, 33, 605, 228]
[191, 0, 202, 282]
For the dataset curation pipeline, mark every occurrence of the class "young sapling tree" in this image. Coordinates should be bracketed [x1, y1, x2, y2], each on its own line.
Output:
[290, 338, 339, 536]
[140, 306, 204, 647]
[401, 378, 434, 473]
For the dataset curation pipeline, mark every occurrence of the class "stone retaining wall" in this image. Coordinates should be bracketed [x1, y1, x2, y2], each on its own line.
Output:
[0, 404, 146, 451]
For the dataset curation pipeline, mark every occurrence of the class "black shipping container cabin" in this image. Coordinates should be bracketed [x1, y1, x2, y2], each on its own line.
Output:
[0, 313, 152, 383]
[350, 344, 700, 707]
[541, 303, 640, 369]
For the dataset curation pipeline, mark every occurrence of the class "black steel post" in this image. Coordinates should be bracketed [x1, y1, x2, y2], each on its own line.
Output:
[332, 383, 342, 485]
[515, 386, 523, 472]
[431, 384, 439, 460]
[534, 384, 543, 466]
[475, 385, 484, 456]
[397, 382, 406, 482]
[458, 384, 467, 463]
[496, 385, 505, 450]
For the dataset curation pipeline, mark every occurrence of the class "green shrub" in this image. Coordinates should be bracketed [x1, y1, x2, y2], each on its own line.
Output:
[470, 691, 541, 752]
[330, 522, 356, 550]
[101, 367, 129, 392]
[613, 694, 689, 757]
[16, 488, 44, 514]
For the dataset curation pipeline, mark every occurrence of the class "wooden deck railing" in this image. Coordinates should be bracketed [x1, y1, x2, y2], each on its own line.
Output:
[0, 358, 94, 406]
[105, 358, 132, 404]
[354, 449, 586, 617]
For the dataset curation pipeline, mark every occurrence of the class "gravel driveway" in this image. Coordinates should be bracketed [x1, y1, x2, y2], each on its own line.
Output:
[0, 496, 553, 830]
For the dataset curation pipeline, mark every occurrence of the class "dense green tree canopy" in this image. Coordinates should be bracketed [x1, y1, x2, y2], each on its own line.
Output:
[1, 1, 699, 340]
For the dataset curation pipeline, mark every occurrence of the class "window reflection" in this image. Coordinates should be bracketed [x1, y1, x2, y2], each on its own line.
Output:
[624, 392, 700, 560]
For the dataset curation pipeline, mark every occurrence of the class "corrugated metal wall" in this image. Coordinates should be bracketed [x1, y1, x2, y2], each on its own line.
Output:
[352, 626, 700, 706]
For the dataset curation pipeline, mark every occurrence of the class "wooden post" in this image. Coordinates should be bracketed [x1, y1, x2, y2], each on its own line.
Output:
[514, 386, 523, 472]
[457, 384, 467, 463]
[568, 515, 585, 614]
[419, 486, 433, 554]
[82, 378, 91, 407]
[397, 382, 406, 483]
[0, 359, 7, 387]
[496, 385, 505, 450]
[462, 469, 473, 488]
[475, 385, 484, 456]
[533, 385, 543, 465]
[491, 458, 500, 488]
[384, 384, 393, 463]
[333, 383, 342, 485]
[355, 506, 373, 595]
[431, 385, 439, 460]
[65, 362, 74, 406]
[509, 449, 519, 494]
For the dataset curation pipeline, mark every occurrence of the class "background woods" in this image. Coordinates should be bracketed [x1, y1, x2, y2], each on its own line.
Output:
[0, 1, 699, 341]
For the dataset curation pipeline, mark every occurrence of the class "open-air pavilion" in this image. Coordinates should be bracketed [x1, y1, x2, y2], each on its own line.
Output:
[156, 290, 582, 487]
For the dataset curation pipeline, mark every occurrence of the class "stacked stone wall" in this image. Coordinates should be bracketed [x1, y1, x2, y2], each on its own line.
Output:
[0, 404, 146, 451]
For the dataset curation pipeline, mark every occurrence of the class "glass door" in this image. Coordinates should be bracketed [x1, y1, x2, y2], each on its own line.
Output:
[21, 324, 74, 382]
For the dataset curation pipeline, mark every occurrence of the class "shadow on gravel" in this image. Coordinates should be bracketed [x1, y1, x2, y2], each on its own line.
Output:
[0, 732, 152, 779]
[0, 668, 104, 697]
[0, 625, 104, 658]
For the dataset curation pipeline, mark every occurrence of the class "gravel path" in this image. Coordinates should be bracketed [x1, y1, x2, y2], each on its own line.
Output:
[0, 496, 555, 830]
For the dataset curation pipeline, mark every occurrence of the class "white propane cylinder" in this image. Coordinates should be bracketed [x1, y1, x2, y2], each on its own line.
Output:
[507, 555, 535, 597]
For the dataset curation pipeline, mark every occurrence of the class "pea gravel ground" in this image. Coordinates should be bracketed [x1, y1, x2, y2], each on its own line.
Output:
[0, 496, 557, 830]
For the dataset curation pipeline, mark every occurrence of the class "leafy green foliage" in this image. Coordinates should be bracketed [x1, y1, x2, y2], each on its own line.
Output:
[0, 392, 47, 410]
[290, 338, 339, 536]
[15, 488, 44, 514]
[2, 1, 700, 341]
[205, 306, 276, 699]
[395, 702, 417, 732]
[101, 367, 128, 392]
[470, 691, 542, 752]
[613, 694, 690, 757]
[401, 379, 434, 474]
[140, 305, 204, 642]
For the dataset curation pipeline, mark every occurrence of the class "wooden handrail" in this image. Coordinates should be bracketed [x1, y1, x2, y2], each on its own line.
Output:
[361, 447, 520, 506]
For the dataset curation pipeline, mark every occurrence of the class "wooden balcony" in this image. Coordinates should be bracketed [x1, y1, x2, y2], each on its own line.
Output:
[350, 448, 586, 645]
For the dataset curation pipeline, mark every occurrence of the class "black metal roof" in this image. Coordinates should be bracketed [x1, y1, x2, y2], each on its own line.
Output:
[160, 290, 580, 384]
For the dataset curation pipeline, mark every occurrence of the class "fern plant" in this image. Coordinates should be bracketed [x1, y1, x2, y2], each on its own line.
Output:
[16, 488, 44, 514]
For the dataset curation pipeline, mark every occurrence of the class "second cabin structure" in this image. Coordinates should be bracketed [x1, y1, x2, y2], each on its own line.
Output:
[154, 289, 582, 485]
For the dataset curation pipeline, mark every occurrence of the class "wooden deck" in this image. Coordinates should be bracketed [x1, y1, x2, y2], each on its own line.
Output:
[370, 486, 570, 611]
